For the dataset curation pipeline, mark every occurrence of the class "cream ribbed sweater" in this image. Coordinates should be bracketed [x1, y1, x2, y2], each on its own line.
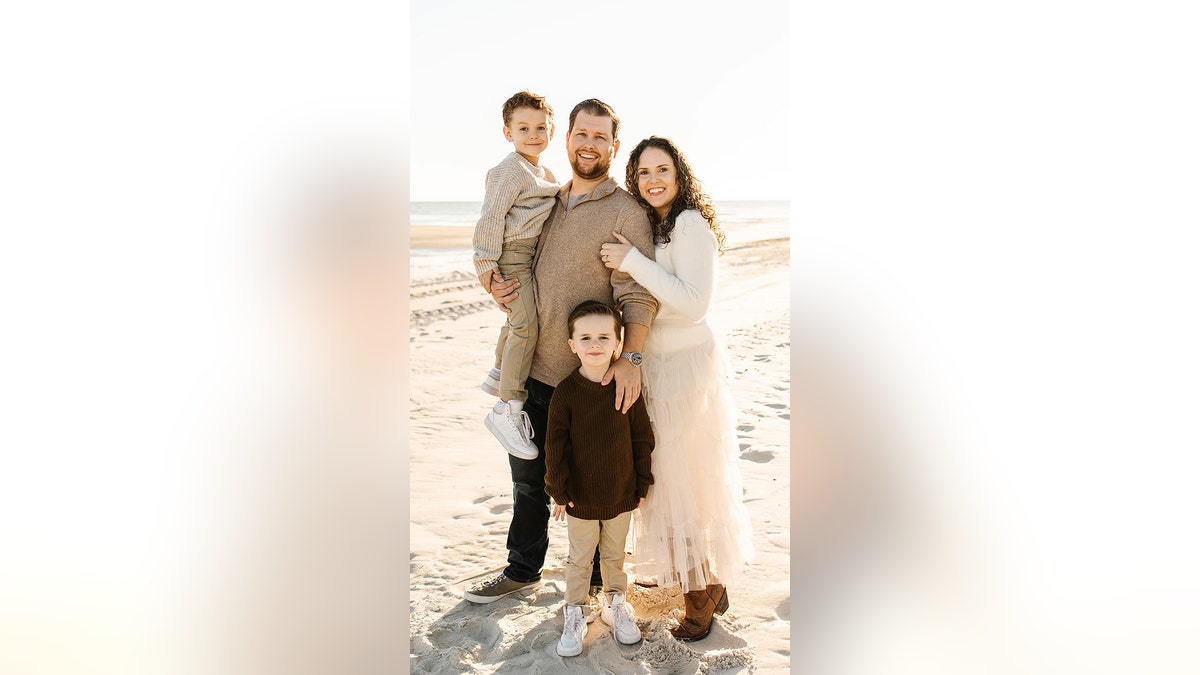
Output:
[617, 209, 718, 325]
[471, 152, 560, 277]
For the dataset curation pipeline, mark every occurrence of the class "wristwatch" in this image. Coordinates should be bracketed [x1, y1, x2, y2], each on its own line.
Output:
[620, 351, 643, 367]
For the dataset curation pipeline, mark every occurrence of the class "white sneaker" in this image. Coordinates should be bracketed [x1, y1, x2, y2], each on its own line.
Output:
[557, 605, 586, 657]
[601, 592, 642, 645]
[480, 367, 501, 397]
[485, 402, 537, 459]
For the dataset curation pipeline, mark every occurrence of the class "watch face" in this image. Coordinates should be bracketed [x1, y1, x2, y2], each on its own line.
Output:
[628, 352, 643, 366]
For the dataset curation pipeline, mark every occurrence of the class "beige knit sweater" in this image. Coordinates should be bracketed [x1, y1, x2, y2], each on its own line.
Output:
[471, 152, 560, 277]
[529, 178, 658, 386]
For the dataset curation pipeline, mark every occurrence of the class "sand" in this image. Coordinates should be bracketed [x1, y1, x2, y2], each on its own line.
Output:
[410, 225, 474, 250]
[408, 216, 792, 674]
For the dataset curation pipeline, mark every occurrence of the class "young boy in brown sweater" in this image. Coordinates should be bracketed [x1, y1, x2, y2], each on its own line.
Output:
[544, 300, 655, 656]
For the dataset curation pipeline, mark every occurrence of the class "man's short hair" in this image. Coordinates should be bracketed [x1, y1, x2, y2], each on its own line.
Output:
[568, 98, 620, 140]
[502, 91, 554, 127]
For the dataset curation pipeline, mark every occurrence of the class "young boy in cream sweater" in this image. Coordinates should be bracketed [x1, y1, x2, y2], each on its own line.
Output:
[473, 90, 560, 459]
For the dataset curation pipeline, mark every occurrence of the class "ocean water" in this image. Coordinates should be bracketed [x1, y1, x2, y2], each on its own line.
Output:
[409, 200, 790, 277]
[409, 201, 488, 228]
[410, 200, 789, 230]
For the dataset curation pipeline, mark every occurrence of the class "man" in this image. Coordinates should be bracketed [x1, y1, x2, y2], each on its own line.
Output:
[464, 98, 658, 603]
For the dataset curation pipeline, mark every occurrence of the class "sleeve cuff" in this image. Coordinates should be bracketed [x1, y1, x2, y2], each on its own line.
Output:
[473, 260, 498, 277]
[618, 246, 649, 274]
[619, 301, 656, 328]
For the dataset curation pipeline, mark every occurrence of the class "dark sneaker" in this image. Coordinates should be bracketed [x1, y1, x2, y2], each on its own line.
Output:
[463, 573, 538, 604]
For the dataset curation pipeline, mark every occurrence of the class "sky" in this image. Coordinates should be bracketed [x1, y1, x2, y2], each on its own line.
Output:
[410, 0, 789, 202]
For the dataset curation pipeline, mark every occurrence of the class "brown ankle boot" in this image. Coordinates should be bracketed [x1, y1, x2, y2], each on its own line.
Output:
[707, 583, 730, 616]
[670, 584, 729, 641]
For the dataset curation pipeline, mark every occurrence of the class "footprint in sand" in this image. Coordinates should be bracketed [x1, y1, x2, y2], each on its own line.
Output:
[427, 618, 502, 651]
[741, 449, 775, 463]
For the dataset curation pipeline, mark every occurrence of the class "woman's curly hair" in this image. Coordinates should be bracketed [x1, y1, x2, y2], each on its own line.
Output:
[624, 136, 725, 255]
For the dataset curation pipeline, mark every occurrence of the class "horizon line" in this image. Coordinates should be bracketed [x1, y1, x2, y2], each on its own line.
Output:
[410, 197, 791, 204]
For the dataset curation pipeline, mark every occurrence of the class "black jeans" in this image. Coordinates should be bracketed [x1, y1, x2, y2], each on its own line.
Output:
[504, 377, 602, 584]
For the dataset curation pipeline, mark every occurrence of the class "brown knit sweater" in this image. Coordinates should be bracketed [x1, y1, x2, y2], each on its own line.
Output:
[529, 178, 658, 386]
[544, 369, 655, 520]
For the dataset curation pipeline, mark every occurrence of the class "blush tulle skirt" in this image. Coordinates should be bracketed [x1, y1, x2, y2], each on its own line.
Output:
[630, 321, 754, 593]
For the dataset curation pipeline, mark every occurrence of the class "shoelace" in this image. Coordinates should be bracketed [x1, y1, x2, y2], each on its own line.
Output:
[613, 602, 633, 625]
[475, 574, 505, 592]
[565, 609, 583, 635]
[510, 408, 534, 441]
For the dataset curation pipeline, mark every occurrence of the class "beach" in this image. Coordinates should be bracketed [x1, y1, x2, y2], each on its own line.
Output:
[410, 225, 473, 250]
[408, 210, 792, 673]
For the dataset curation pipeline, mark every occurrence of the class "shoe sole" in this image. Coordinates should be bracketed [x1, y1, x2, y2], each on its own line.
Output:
[675, 626, 713, 642]
[484, 414, 538, 460]
[556, 643, 582, 657]
[612, 621, 643, 645]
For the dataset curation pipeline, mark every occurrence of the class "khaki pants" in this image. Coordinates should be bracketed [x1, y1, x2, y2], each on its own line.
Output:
[564, 511, 631, 606]
[492, 237, 538, 402]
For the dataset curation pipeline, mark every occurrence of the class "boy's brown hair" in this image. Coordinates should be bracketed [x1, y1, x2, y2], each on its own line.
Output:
[502, 90, 554, 127]
[567, 300, 624, 341]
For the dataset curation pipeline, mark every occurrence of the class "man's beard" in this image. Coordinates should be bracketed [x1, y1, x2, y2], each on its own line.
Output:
[571, 151, 611, 180]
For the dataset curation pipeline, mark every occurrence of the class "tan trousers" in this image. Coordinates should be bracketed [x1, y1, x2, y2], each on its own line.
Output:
[564, 511, 632, 606]
[491, 237, 538, 402]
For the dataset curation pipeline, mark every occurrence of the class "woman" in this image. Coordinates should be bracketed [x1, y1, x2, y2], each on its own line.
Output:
[599, 136, 754, 641]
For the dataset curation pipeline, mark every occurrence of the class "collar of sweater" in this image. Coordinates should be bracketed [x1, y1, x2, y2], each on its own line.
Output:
[557, 176, 618, 204]
[569, 368, 611, 389]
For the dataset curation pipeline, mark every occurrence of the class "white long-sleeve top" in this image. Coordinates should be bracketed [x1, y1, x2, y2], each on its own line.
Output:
[618, 209, 717, 326]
